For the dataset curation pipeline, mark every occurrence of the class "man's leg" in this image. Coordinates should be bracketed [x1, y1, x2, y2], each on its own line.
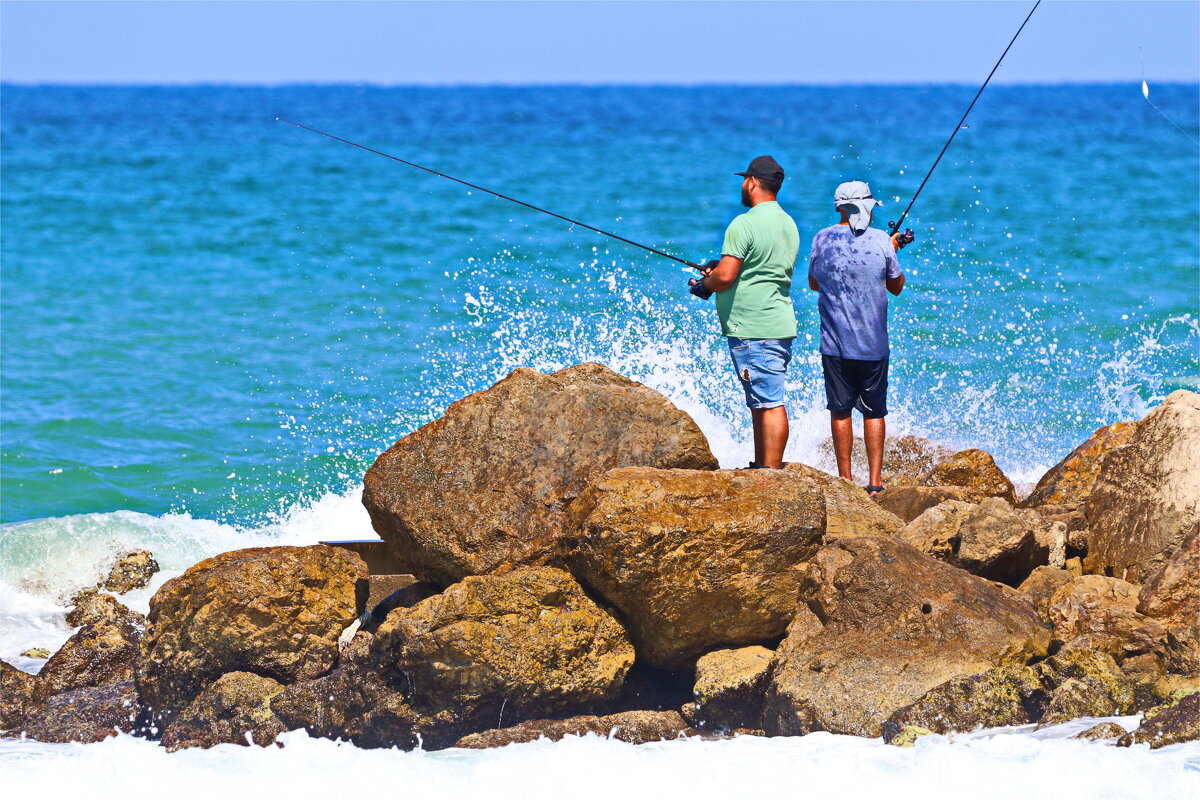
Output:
[864, 416, 885, 489]
[752, 406, 789, 469]
[830, 411, 854, 480]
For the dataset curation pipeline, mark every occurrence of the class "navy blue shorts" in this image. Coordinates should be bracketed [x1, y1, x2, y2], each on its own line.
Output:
[822, 355, 889, 418]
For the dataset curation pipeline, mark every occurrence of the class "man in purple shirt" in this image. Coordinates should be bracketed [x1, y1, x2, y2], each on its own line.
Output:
[807, 181, 908, 495]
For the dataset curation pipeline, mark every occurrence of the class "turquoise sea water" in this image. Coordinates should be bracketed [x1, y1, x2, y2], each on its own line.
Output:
[2, 84, 1198, 529]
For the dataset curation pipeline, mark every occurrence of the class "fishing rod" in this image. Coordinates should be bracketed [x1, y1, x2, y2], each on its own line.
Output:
[276, 118, 705, 271]
[886, 0, 1041, 241]
[1139, 48, 1199, 147]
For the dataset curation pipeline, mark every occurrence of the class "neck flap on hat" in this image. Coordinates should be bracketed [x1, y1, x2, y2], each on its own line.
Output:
[837, 199, 876, 235]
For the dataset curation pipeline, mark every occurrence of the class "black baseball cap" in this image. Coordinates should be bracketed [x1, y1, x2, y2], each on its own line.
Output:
[736, 155, 784, 183]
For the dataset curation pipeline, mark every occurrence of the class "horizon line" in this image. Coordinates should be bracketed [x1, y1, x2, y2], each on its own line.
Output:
[3, 79, 1197, 89]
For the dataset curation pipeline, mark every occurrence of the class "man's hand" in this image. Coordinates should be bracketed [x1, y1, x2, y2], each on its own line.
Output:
[890, 229, 915, 251]
[688, 277, 714, 300]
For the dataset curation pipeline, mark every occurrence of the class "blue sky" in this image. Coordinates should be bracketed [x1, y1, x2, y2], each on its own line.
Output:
[1, 1, 1197, 85]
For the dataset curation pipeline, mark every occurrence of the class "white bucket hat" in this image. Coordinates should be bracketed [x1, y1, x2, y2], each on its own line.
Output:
[834, 181, 882, 235]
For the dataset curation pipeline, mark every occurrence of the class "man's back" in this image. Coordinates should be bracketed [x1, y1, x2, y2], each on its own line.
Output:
[716, 200, 800, 340]
[808, 224, 901, 360]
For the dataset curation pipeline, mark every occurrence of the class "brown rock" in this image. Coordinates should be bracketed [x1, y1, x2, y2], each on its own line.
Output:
[762, 537, 1050, 738]
[815, 435, 954, 488]
[1035, 647, 1137, 723]
[453, 710, 694, 749]
[1085, 391, 1200, 583]
[1022, 421, 1138, 508]
[1075, 721, 1128, 740]
[160, 672, 288, 751]
[363, 363, 718, 586]
[1018, 567, 1074, 623]
[1, 660, 40, 731]
[920, 449, 1016, 505]
[564, 467, 825, 669]
[1040, 677, 1135, 725]
[1137, 525, 1200, 673]
[371, 567, 634, 743]
[66, 590, 145, 629]
[692, 646, 774, 730]
[37, 616, 142, 699]
[875, 485, 985, 524]
[138, 545, 366, 724]
[954, 498, 1058, 585]
[1048, 576, 1168, 659]
[1031, 505, 1090, 554]
[1117, 692, 1200, 749]
[103, 550, 160, 594]
[900, 500, 975, 561]
[22, 682, 142, 744]
[882, 665, 1049, 741]
[784, 463, 904, 540]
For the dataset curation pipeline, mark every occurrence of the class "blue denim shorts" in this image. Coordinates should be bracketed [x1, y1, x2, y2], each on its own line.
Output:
[727, 337, 793, 409]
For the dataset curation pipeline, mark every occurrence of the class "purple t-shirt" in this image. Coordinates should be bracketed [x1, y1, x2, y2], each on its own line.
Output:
[807, 225, 902, 360]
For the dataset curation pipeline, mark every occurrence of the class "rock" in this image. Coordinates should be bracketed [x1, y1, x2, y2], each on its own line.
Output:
[1, 660, 40, 731]
[1065, 557, 1084, 577]
[363, 363, 718, 586]
[1048, 576, 1168, 659]
[882, 666, 1049, 741]
[103, 550, 160, 594]
[1031, 504, 1089, 554]
[21, 682, 142, 744]
[1137, 525, 1200, 673]
[691, 646, 774, 730]
[1035, 647, 1137, 723]
[1022, 421, 1139, 508]
[815, 435, 954, 488]
[1075, 721, 1128, 740]
[20, 648, 51, 659]
[874, 485, 985, 524]
[363, 574, 419, 615]
[66, 590, 146, 629]
[900, 500, 975, 561]
[920, 449, 1017, 505]
[784, 463, 904, 539]
[1117, 692, 1200, 749]
[160, 672, 288, 751]
[1018, 567, 1074, 624]
[37, 616, 142, 699]
[370, 567, 634, 744]
[762, 537, 1050, 738]
[1085, 391, 1200, 583]
[1039, 677, 1134, 725]
[889, 725, 935, 747]
[138, 545, 366, 724]
[564, 467, 824, 669]
[453, 710, 694, 749]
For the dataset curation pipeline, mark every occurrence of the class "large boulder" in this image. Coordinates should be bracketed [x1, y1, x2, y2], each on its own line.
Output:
[1048, 575, 1168, 660]
[21, 682, 142, 744]
[1, 660, 39, 731]
[453, 710, 693, 749]
[363, 364, 718, 586]
[874, 485, 985, 524]
[691, 646, 774, 730]
[900, 499, 975, 561]
[1022, 421, 1138, 508]
[66, 590, 145, 629]
[1017, 566, 1074, 624]
[784, 463, 904, 539]
[138, 545, 366, 724]
[920, 449, 1016, 505]
[1085, 390, 1200, 583]
[1118, 692, 1200, 749]
[1137, 525, 1200, 673]
[160, 672, 287, 751]
[564, 467, 825, 669]
[36, 616, 142, 699]
[370, 567, 634, 744]
[762, 537, 1050, 738]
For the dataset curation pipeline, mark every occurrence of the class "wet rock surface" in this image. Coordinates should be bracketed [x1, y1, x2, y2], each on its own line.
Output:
[160, 672, 288, 751]
[103, 550, 160, 594]
[1118, 692, 1200, 749]
[1022, 421, 1138, 508]
[763, 537, 1050, 738]
[1, 660, 40, 731]
[691, 646, 774, 730]
[66, 590, 145, 629]
[37, 616, 143, 699]
[919, 448, 1016, 505]
[883, 665, 1048, 740]
[565, 467, 824, 669]
[1085, 390, 1200, 583]
[138, 545, 366, 723]
[370, 566, 635, 743]
[1075, 721, 1129, 740]
[453, 710, 694, 749]
[362, 363, 718, 586]
[21, 682, 142, 744]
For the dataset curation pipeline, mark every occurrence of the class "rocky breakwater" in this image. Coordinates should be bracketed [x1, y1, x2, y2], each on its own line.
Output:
[4, 367, 1197, 753]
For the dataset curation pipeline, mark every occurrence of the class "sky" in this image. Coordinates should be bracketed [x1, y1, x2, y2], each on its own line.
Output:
[1, 1, 1197, 85]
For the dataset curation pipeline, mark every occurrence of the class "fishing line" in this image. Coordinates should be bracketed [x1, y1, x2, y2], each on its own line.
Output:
[1140, 47, 1199, 147]
[887, 0, 1042, 239]
[276, 118, 705, 270]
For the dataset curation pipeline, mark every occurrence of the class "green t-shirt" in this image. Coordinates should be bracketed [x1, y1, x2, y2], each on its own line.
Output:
[716, 201, 799, 339]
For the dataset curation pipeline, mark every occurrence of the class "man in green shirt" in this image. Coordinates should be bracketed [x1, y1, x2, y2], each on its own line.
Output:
[689, 156, 800, 469]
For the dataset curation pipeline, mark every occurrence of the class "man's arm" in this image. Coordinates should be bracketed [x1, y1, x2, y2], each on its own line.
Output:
[701, 254, 743, 293]
[808, 275, 820, 291]
[886, 272, 905, 296]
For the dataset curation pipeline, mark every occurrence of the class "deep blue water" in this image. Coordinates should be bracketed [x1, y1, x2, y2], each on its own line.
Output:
[2, 84, 1198, 526]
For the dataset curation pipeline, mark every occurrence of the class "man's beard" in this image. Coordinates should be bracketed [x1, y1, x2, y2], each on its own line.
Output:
[741, 186, 752, 207]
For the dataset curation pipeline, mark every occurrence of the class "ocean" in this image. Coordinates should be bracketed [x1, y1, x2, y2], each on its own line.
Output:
[2, 84, 1198, 789]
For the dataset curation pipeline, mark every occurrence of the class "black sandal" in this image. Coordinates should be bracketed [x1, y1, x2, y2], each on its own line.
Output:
[866, 485, 884, 497]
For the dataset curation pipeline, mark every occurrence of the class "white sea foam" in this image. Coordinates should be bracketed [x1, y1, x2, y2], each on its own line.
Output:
[1, 724, 1197, 800]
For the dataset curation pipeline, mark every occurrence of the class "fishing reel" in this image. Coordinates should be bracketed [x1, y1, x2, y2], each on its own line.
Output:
[887, 223, 916, 248]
